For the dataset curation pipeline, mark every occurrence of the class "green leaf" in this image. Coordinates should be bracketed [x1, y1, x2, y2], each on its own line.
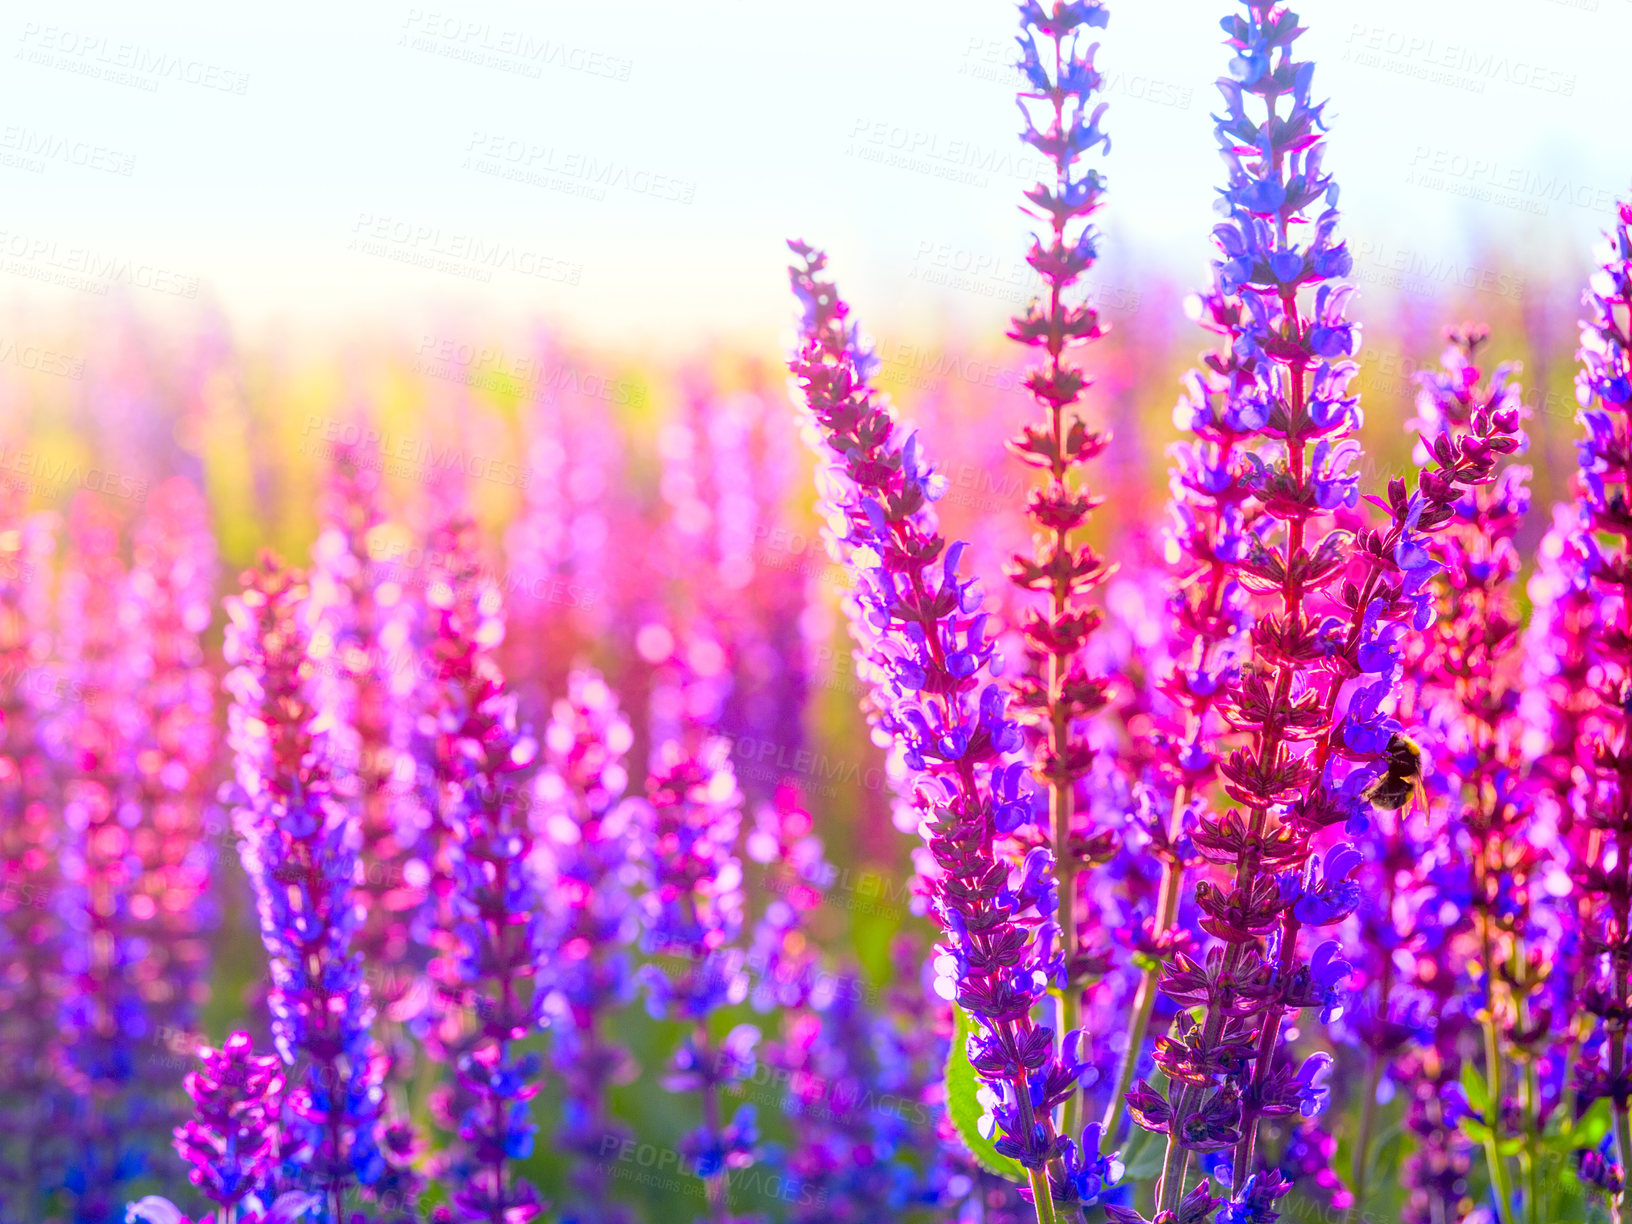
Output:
[1460, 1116, 1494, 1145]
[1459, 1059, 1489, 1113]
[1120, 1123, 1165, 1181]
[944, 1005, 1028, 1185]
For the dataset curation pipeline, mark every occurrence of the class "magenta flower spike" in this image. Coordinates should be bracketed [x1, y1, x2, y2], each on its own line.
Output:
[1560, 198, 1632, 1219]
[1005, 0, 1115, 1145]
[128, 479, 222, 1113]
[224, 555, 386, 1219]
[636, 645, 762, 1224]
[786, 244, 1112, 1224]
[1367, 325, 1539, 1220]
[309, 444, 417, 1021]
[172, 1032, 288, 1219]
[537, 666, 641, 1224]
[1113, 7, 1523, 1221]
[307, 443, 427, 1212]
[0, 487, 63, 1216]
[414, 515, 549, 1224]
[56, 495, 156, 1220]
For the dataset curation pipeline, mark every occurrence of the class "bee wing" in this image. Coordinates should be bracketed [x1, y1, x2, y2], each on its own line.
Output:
[1410, 773, 1429, 816]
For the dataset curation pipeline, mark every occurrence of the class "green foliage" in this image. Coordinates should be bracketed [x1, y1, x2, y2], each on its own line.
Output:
[945, 1004, 1028, 1184]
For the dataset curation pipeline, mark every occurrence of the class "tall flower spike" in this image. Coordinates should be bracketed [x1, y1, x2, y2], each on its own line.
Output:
[307, 445, 426, 1212]
[173, 1032, 288, 1217]
[224, 555, 386, 1220]
[128, 479, 222, 1176]
[1006, 0, 1114, 1146]
[419, 516, 549, 1224]
[1563, 197, 1632, 1224]
[0, 491, 63, 1218]
[1126, 7, 1523, 1220]
[787, 244, 1094, 1224]
[637, 646, 760, 1223]
[1394, 326, 1543, 1223]
[538, 667, 642, 1224]
[56, 497, 157, 1222]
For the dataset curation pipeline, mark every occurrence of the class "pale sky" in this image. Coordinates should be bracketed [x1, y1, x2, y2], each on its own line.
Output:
[0, 0, 1624, 353]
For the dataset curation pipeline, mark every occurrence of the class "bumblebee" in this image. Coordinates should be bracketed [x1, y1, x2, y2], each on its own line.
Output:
[1362, 733, 1428, 812]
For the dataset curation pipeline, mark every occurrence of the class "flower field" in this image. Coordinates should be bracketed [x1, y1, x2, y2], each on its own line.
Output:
[0, 2, 1624, 1223]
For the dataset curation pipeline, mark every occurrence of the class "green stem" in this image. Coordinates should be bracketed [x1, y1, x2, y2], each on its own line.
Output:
[1481, 1007, 1516, 1224]
[1346, 847, 1397, 1224]
[1103, 792, 1188, 1141]
[1347, 1052, 1381, 1224]
[697, 1023, 730, 1224]
[1613, 1101, 1632, 1224]
[1029, 1166, 1061, 1224]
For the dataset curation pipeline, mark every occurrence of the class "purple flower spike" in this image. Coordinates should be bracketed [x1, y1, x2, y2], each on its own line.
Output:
[1007, 0, 1118, 1149]
[636, 648, 761, 1220]
[415, 516, 549, 1224]
[1562, 198, 1632, 1224]
[224, 556, 386, 1218]
[787, 244, 1080, 1221]
[173, 1032, 287, 1214]
[538, 667, 641, 1224]
[0, 486, 62, 1216]
[1125, 7, 1523, 1221]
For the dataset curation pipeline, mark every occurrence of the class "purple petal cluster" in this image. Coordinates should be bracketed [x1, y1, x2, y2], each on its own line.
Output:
[173, 1032, 287, 1216]
[537, 667, 642, 1224]
[416, 516, 548, 1224]
[787, 243, 1097, 1222]
[1560, 197, 1632, 1218]
[636, 655, 761, 1220]
[1005, 0, 1116, 1146]
[224, 556, 386, 1217]
[1120, 7, 1523, 1222]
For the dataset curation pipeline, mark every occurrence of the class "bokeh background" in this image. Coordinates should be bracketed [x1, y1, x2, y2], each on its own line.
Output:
[1, 0, 1627, 1217]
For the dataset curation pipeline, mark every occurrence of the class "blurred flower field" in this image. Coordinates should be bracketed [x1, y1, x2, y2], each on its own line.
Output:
[0, 2, 1627, 1224]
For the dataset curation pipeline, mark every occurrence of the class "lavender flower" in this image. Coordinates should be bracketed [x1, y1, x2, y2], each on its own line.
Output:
[1005, 0, 1116, 1146]
[787, 244, 1092, 1224]
[637, 654, 759, 1222]
[1561, 198, 1632, 1223]
[224, 556, 386, 1219]
[416, 516, 549, 1224]
[1126, 8, 1521, 1220]
[0, 489, 64, 1217]
[538, 667, 642, 1224]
